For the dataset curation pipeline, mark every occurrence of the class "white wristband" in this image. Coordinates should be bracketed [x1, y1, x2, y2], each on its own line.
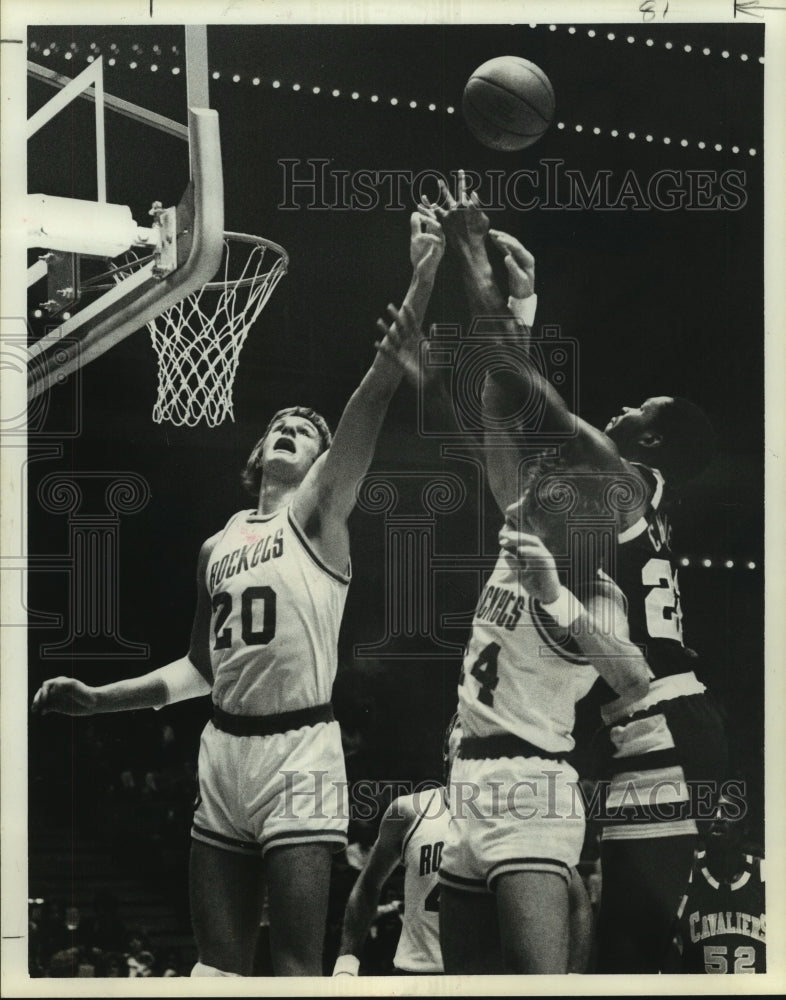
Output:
[332, 955, 360, 976]
[539, 587, 584, 628]
[507, 292, 537, 327]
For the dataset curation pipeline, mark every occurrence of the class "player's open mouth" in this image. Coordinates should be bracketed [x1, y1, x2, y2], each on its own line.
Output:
[273, 438, 296, 453]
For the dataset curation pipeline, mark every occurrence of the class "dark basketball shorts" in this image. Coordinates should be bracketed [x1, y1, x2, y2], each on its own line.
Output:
[601, 687, 728, 841]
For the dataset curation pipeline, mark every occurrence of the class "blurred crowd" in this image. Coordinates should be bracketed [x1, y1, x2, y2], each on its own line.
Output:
[28, 891, 185, 978]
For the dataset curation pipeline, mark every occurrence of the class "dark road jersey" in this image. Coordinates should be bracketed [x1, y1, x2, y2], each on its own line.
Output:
[610, 463, 696, 680]
[674, 851, 766, 974]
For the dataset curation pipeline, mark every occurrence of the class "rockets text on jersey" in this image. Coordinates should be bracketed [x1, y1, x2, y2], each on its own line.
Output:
[394, 789, 451, 974]
[458, 549, 598, 754]
[205, 507, 349, 716]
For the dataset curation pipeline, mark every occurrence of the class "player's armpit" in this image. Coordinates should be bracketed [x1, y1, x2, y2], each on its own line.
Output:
[187, 534, 220, 683]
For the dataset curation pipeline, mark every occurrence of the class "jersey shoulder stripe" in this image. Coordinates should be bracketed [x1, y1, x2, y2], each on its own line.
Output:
[286, 509, 351, 584]
[617, 464, 665, 543]
[218, 509, 256, 540]
[400, 790, 439, 863]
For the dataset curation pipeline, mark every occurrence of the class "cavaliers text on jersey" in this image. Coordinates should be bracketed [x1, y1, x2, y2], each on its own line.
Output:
[673, 851, 765, 974]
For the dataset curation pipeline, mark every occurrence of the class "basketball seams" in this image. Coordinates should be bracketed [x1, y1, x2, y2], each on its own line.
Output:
[509, 57, 556, 104]
[463, 92, 545, 141]
[462, 55, 555, 151]
[465, 77, 552, 129]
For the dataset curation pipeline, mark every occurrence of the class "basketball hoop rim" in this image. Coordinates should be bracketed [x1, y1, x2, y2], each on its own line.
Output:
[203, 231, 289, 292]
[146, 228, 289, 427]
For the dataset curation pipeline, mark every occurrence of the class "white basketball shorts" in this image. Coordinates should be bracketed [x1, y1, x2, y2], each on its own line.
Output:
[191, 719, 348, 856]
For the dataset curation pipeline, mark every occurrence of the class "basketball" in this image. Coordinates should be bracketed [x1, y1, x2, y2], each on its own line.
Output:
[462, 56, 555, 152]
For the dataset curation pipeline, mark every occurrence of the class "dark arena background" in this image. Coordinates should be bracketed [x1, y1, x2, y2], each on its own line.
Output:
[22, 19, 764, 980]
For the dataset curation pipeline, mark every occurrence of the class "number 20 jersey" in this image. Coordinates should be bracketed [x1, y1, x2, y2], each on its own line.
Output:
[205, 507, 350, 716]
[612, 463, 695, 679]
[458, 549, 599, 754]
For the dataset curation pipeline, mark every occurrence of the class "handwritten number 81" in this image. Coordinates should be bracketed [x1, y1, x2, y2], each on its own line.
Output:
[640, 0, 669, 21]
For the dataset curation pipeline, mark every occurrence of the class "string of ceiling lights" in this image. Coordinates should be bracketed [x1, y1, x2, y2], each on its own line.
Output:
[679, 558, 759, 570]
[540, 22, 764, 65]
[27, 31, 760, 156]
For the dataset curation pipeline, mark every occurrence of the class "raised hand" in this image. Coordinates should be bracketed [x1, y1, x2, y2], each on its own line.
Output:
[31, 676, 98, 716]
[409, 210, 445, 276]
[374, 301, 424, 386]
[489, 229, 536, 299]
[419, 168, 489, 255]
[498, 524, 561, 605]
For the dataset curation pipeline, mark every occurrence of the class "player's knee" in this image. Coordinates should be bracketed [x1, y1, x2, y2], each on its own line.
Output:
[190, 961, 240, 977]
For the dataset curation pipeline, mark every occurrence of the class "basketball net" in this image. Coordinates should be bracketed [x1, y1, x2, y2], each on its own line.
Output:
[138, 233, 287, 427]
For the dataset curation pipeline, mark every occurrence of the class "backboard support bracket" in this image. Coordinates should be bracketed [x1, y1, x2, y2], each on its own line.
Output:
[27, 106, 224, 402]
[44, 252, 80, 316]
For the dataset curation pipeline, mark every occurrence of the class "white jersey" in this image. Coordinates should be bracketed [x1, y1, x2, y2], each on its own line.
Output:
[458, 550, 598, 754]
[205, 507, 350, 715]
[394, 789, 450, 974]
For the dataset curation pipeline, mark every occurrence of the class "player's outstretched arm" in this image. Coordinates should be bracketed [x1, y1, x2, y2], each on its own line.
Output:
[422, 171, 501, 322]
[333, 798, 413, 975]
[31, 538, 216, 716]
[426, 173, 540, 513]
[484, 359, 624, 466]
[422, 171, 536, 337]
[489, 229, 536, 308]
[293, 214, 443, 537]
[482, 361, 645, 522]
[448, 217, 605, 471]
[579, 576, 651, 702]
[30, 656, 210, 716]
[423, 174, 541, 513]
[498, 525, 650, 701]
